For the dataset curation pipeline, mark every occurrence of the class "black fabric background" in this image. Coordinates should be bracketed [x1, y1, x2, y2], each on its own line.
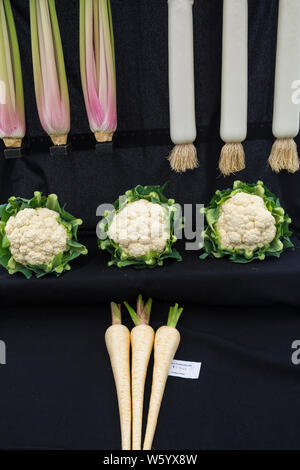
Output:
[1, 303, 300, 451]
[0, 0, 299, 451]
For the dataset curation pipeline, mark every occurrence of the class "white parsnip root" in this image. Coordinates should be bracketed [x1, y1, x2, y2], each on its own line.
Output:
[124, 295, 154, 450]
[105, 302, 131, 450]
[143, 304, 183, 450]
[131, 325, 154, 449]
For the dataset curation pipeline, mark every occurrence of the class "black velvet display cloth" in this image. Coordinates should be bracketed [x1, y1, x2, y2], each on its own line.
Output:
[0, 0, 299, 451]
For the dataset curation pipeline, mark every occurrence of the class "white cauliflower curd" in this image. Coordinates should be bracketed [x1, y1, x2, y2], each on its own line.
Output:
[216, 192, 276, 251]
[107, 199, 170, 258]
[5, 207, 68, 266]
[201, 181, 293, 263]
[99, 184, 181, 268]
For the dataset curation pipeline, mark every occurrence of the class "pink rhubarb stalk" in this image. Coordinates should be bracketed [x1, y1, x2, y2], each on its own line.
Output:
[30, 0, 70, 146]
[80, 0, 117, 142]
[0, 0, 25, 148]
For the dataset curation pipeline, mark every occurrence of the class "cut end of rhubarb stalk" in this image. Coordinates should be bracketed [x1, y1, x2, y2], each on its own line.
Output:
[50, 134, 68, 146]
[219, 142, 246, 176]
[3, 137, 23, 148]
[94, 131, 114, 143]
[268, 138, 300, 174]
[168, 144, 198, 173]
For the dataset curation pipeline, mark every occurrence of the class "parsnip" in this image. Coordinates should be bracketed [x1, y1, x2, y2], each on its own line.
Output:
[105, 302, 131, 450]
[124, 295, 155, 450]
[143, 304, 183, 450]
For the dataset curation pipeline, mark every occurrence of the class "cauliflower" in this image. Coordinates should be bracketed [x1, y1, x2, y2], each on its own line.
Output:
[108, 199, 169, 258]
[5, 207, 68, 266]
[216, 192, 276, 251]
[98, 184, 182, 268]
[201, 181, 293, 263]
[0, 192, 87, 278]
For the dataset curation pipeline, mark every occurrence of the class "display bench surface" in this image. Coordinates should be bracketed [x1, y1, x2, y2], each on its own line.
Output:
[0, 233, 299, 309]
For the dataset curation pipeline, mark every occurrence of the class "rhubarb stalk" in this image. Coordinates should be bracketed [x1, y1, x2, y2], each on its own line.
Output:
[0, 0, 25, 148]
[30, 0, 70, 146]
[80, 0, 117, 143]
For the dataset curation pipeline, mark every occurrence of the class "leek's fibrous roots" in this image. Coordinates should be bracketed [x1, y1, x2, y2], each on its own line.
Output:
[219, 142, 245, 176]
[268, 138, 300, 174]
[168, 143, 198, 173]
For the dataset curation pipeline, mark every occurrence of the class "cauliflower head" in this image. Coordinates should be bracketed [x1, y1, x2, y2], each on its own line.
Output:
[108, 199, 169, 258]
[216, 192, 276, 251]
[5, 207, 68, 266]
[0, 192, 88, 278]
[98, 184, 182, 268]
[201, 181, 293, 263]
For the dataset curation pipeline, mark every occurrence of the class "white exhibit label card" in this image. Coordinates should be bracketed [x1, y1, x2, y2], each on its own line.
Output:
[169, 360, 201, 379]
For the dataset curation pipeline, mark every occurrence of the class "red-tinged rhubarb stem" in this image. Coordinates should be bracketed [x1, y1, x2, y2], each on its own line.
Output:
[80, 0, 117, 143]
[30, 0, 70, 145]
[0, 0, 25, 147]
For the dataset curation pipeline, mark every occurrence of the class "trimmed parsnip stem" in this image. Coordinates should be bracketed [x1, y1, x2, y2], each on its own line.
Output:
[168, 0, 198, 173]
[131, 324, 154, 450]
[220, 0, 248, 176]
[143, 304, 183, 450]
[105, 303, 131, 450]
[269, 0, 300, 173]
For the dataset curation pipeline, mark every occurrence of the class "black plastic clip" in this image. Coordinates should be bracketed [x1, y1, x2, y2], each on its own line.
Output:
[95, 141, 114, 155]
[50, 143, 72, 157]
[4, 147, 24, 159]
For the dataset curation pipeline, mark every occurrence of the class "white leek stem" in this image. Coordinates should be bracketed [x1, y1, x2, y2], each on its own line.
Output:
[272, 0, 300, 139]
[220, 0, 248, 143]
[168, 0, 196, 145]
